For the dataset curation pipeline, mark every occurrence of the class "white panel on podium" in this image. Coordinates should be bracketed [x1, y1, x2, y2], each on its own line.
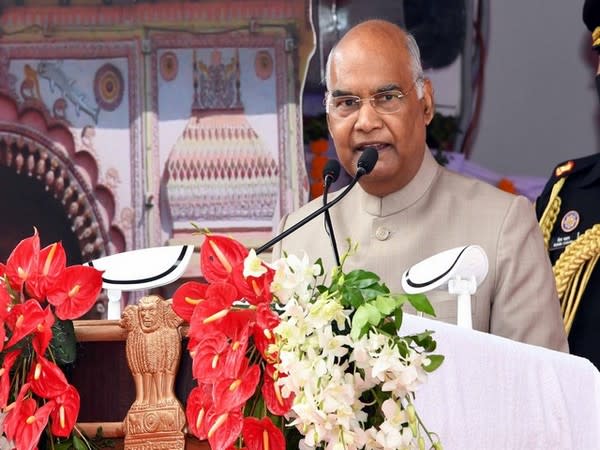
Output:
[401, 314, 600, 450]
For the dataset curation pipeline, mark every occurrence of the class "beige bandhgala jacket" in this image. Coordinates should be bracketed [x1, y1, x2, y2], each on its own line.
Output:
[272, 149, 568, 353]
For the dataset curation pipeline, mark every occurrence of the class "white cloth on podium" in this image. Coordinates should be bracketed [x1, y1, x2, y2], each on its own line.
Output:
[402, 314, 600, 450]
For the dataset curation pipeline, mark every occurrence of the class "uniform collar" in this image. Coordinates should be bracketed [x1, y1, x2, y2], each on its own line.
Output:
[361, 148, 439, 217]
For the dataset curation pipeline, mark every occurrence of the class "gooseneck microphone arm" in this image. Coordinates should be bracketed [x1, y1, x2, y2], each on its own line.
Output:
[256, 147, 378, 256]
[323, 159, 341, 266]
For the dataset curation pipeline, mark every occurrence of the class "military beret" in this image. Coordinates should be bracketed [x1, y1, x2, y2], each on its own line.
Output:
[583, 0, 600, 49]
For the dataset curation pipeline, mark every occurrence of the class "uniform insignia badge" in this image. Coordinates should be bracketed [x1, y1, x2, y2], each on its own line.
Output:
[555, 160, 575, 177]
[561, 210, 580, 233]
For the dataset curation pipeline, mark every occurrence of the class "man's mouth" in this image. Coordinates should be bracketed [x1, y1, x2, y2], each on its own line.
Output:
[356, 143, 390, 152]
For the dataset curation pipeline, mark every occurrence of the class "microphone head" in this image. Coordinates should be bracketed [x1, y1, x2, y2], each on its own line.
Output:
[356, 147, 378, 176]
[322, 159, 341, 184]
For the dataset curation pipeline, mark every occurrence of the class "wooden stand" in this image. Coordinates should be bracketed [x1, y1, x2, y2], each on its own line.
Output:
[73, 296, 208, 450]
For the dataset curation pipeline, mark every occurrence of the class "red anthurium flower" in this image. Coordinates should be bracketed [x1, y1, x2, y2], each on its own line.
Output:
[46, 265, 103, 320]
[49, 384, 80, 437]
[232, 261, 275, 306]
[191, 331, 229, 383]
[28, 242, 66, 300]
[4, 231, 40, 292]
[172, 281, 209, 322]
[0, 350, 21, 408]
[4, 382, 35, 441]
[255, 303, 280, 330]
[212, 364, 261, 413]
[4, 299, 46, 350]
[27, 355, 69, 399]
[0, 326, 5, 355]
[212, 307, 257, 342]
[185, 384, 214, 440]
[205, 407, 244, 450]
[223, 321, 251, 376]
[0, 284, 10, 353]
[201, 234, 248, 283]
[32, 307, 55, 357]
[242, 416, 286, 450]
[189, 282, 238, 336]
[5, 398, 54, 450]
[262, 364, 294, 416]
[0, 282, 11, 319]
[253, 304, 281, 364]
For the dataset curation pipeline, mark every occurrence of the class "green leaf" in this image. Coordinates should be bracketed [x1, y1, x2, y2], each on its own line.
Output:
[344, 269, 377, 280]
[358, 287, 389, 302]
[50, 318, 77, 365]
[393, 307, 404, 330]
[351, 305, 369, 335]
[392, 293, 409, 306]
[374, 295, 401, 315]
[351, 303, 380, 340]
[407, 330, 437, 352]
[423, 354, 445, 372]
[380, 320, 398, 335]
[395, 337, 410, 358]
[73, 434, 88, 450]
[406, 293, 436, 317]
[53, 441, 73, 450]
[344, 270, 384, 289]
[341, 286, 365, 309]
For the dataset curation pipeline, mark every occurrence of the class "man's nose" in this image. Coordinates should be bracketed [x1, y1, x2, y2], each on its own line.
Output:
[354, 101, 383, 132]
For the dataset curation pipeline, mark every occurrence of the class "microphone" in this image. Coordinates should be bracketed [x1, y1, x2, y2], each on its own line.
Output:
[256, 147, 378, 255]
[323, 159, 341, 187]
[355, 147, 378, 177]
[322, 159, 342, 266]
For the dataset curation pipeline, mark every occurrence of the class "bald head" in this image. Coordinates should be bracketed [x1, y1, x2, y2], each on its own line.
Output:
[325, 20, 424, 97]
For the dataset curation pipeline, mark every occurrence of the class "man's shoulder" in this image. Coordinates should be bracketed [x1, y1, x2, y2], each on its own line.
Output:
[537, 153, 600, 204]
[286, 186, 355, 222]
[438, 166, 518, 205]
[552, 152, 598, 177]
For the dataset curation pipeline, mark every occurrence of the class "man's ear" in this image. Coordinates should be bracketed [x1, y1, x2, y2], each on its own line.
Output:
[422, 78, 435, 125]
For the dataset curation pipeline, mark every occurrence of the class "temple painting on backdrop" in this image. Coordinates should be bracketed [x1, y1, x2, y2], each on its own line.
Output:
[2, 49, 138, 258]
[159, 47, 281, 239]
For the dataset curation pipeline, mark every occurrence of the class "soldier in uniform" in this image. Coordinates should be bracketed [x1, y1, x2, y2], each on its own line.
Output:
[536, 0, 600, 368]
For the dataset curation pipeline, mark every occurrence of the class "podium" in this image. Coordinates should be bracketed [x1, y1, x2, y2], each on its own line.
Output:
[72, 308, 599, 449]
[402, 314, 600, 449]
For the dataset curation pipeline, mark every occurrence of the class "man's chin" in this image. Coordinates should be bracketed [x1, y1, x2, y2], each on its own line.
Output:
[358, 175, 393, 197]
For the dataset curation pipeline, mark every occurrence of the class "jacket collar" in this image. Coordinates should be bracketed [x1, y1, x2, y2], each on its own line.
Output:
[361, 148, 440, 217]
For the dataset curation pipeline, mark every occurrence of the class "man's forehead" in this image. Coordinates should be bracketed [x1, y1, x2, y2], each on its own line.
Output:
[328, 55, 412, 93]
[329, 83, 402, 97]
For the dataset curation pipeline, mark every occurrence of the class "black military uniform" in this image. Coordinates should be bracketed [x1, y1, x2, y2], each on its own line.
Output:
[536, 156, 600, 367]
[535, 0, 600, 368]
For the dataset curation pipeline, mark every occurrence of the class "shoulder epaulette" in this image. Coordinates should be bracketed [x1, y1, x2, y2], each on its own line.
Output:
[555, 160, 575, 178]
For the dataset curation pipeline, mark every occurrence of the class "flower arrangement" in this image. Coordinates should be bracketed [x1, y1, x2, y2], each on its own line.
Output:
[0, 231, 104, 450]
[172, 233, 444, 450]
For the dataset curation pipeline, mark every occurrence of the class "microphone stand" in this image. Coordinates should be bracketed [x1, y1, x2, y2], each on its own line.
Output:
[323, 177, 341, 266]
[256, 172, 365, 255]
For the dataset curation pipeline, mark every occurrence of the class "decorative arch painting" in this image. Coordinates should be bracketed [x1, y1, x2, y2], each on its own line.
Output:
[0, 41, 142, 255]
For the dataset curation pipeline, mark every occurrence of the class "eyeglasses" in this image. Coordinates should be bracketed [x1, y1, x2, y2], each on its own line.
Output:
[325, 78, 422, 118]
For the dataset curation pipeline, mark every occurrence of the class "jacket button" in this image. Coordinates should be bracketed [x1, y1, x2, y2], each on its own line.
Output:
[375, 226, 391, 241]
